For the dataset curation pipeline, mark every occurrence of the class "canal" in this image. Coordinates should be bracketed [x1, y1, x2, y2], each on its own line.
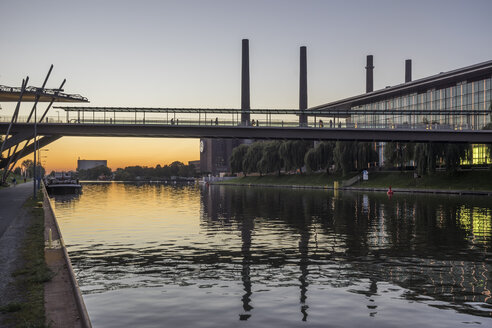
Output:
[51, 182, 492, 327]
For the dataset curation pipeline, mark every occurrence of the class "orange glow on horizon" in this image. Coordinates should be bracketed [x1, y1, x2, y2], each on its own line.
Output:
[34, 137, 199, 171]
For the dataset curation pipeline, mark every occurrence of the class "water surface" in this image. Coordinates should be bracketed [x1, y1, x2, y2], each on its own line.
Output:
[52, 182, 492, 327]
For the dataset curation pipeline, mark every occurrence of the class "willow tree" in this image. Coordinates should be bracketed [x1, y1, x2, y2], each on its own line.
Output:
[333, 141, 356, 176]
[384, 142, 413, 171]
[413, 143, 429, 176]
[304, 147, 319, 173]
[291, 141, 311, 174]
[304, 141, 335, 173]
[413, 143, 444, 175]
[243, 142, 264, 175]
[230, 144, 249, 175]
[279, 140, 311, 174]
[259, 141, 283, 175]
[443, 143, 472, 172]
[356, 142, 379, 170]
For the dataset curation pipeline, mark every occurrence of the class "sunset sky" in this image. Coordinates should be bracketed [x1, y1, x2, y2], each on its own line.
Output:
[1, 0, 492, 171]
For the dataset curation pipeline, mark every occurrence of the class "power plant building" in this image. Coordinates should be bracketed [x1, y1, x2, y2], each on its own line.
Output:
[200, 40, 492, 174]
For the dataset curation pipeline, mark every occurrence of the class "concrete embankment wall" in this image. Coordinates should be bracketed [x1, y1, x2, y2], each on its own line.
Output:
[42, 185, 92, 328]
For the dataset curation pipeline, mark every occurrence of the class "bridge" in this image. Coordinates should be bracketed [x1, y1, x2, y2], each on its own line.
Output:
[2, 117, 492, 142]
[1, 40, 492, 183]
[2, 109, 491, 172]
[2, 105, 492, 171]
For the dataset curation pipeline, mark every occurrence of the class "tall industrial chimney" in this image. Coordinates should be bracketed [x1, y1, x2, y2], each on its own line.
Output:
[299, 46, 308, 126]
[405, 59, 412, 83]
[365, 55, 374, 93]
[241, 39, 250, 125]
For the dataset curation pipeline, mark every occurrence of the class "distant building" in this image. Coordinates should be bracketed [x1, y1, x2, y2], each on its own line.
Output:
[77, 159, 108, 171]
[200, 139, 242, 175]
[188, 160, 200, 173]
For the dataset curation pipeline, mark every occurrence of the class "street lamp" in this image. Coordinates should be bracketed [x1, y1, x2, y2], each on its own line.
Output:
[33, 104, 37, 198]
[38, 148, 49, 169]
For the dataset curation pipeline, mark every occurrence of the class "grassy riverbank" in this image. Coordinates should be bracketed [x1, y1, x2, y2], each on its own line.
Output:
[219, 170, 492, 191]
[356, 170, 492, 191]
[220, 172, 349, 187]
[0, 192, 51, 327]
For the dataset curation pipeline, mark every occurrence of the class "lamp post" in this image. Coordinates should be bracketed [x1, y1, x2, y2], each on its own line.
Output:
[33, 103, 37, 199]
[38, 149, 49, 183]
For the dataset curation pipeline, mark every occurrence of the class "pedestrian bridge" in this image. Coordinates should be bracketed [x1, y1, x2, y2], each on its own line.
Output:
[1, 106, 492, 171]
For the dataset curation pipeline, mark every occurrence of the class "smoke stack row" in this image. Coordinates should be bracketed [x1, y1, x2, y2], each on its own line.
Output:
[242, 43, 415, 126]
[365, 55, 413, 92]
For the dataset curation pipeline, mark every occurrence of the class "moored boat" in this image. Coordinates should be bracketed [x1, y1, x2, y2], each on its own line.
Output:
[45, 172, 82, 195]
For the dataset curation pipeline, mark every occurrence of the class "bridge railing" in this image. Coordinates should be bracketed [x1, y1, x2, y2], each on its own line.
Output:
[0, 115, 480, 131]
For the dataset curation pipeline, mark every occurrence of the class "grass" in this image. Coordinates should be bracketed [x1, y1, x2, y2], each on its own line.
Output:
[356, 170, 492, 191]
[220, 170, 492, 191]
[220, 172, 356, 186]
[1, 191, 52, 328]
[0, 172, 30, 189]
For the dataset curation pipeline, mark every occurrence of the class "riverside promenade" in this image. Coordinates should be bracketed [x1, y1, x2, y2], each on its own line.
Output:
[0, 182, 90, 327]
[0, 183, 32, 313]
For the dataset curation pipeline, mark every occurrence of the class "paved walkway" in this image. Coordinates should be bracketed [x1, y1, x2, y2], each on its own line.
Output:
[0, 183, 34, 325]
[0, 183, 33, 238]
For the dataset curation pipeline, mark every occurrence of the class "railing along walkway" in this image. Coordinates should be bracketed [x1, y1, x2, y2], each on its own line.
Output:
[0, 115, 479, 131]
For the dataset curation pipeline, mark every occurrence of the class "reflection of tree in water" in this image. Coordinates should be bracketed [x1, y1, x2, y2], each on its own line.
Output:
[198, 186, 491, 317]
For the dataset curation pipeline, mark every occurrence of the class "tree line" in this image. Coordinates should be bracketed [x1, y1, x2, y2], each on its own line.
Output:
[77, 165, 113, 180]
[230, 140, 378, 176]
[230, 139, 492, 177]
[74, 161, 196, 181]
[112, 161, 196, 181]
[384, 123, 492, 175]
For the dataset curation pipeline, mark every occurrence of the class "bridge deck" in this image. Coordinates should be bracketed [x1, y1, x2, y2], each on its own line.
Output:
[1, 122, 491, 143]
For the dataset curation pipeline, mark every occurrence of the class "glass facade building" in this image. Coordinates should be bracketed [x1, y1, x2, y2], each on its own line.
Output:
[350, 75, 492, 130]
[311, 59, 492, 165]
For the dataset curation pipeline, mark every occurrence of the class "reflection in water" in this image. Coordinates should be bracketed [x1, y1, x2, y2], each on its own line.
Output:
[200, 186, 491, 315]
[53, 183, 492, 327]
